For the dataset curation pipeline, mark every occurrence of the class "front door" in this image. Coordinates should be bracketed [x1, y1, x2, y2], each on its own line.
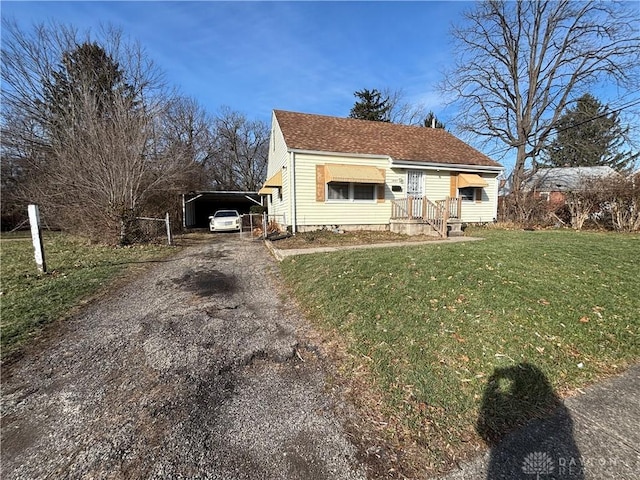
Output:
[407, 170, 424, 216]
[407, 170, 424, 196]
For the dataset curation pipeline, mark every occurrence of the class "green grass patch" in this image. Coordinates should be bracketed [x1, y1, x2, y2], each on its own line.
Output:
[280, 228, 639, 470]
[1, 232, 175, 358]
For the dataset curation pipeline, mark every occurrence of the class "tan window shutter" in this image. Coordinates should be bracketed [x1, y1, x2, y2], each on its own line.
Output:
[316, 165, 325, 202]
[377, 169, 386, 203]
[450, 173, 459, 197]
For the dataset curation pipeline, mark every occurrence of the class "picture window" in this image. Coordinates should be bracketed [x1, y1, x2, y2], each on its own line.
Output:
[327, 182, 376, 202]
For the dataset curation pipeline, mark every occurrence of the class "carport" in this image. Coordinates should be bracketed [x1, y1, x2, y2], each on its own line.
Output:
[182, 191, 261, 228]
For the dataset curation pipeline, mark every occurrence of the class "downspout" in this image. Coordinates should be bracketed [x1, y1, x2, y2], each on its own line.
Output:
[290, 151, 297, 234]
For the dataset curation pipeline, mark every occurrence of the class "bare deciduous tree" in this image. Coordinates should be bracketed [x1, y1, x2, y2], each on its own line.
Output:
[383, 88, 429, 126]
[207, 107, 268, 191]
[608, 173, 640, 231]
[442, 0, 640, 190]
[150, 95, 213, 191]
[584, 173, 640, 232]
[1, 20, 206, 243]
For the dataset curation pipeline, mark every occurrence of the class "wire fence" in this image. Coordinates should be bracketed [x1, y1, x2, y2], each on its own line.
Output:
[239, 213, 265, 240]
[238, 213, 288, 240]
[132, 213, 173, 245]
[5, 205, 174, 245]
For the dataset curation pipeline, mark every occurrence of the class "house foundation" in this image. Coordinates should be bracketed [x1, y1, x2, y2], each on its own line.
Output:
[389, 219, 439, 237]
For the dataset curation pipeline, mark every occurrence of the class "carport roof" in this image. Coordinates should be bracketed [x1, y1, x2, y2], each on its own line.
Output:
[184, 191, 260, 201]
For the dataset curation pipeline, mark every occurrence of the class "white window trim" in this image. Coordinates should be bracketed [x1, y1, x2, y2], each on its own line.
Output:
[326, 182, 377, 203]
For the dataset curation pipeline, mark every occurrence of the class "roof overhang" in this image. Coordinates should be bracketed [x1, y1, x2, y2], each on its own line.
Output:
[289, 148, 390, 161]
[183, 190, 260, 200]
[258, 186, 273, 195]
[390, 159, 503, 173]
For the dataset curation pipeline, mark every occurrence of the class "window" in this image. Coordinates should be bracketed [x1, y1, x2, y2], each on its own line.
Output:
[459, 187, 476, 201]
[353, 184, 376, 200]
[327, 182, 376, 201]
[328, 182, 349, 200]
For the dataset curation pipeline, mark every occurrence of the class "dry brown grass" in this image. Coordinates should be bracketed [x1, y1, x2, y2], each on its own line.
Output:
[272, 229, 440, 250]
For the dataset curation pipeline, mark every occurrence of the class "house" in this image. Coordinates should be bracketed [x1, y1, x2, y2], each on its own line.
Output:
[259, 110, 503, 236]
[522, 166, 618, 207]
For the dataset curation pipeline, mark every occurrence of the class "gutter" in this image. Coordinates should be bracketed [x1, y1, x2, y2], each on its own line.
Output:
[288, 148, 390, 161]
[290, 151, 297, 234]
[390, 159, 503, 173]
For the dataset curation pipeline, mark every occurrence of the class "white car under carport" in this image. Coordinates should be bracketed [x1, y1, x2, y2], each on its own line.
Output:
[209, 210, 241, 232]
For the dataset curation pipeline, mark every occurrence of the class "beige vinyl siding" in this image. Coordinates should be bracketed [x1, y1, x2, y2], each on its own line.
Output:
[424, 171, 452, 201]
[400, 170, 499, 223]
[267, 114, 288, 177]
[266, 115, 291, 224]
[456, 173, 499, 222]
[387, 168, 407, 200]
[294, 153, 392, 228]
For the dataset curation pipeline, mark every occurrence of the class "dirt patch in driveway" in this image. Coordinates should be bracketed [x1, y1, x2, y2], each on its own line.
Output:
[1, 235, 366, 479]
[175, 269, 237, 296]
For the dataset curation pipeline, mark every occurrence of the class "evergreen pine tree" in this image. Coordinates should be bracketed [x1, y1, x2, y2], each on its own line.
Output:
[541, 93, 638, 171]
[348, 89, 391, 122]
[423, 111, 446, 129]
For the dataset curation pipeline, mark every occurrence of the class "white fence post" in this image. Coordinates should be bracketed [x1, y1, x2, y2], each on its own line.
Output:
[165, 212, 173, 246]
[263, 213, 267, 239]
[28, 204, 47, 273]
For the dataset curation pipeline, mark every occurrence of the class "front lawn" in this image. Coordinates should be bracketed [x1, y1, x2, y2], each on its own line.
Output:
[280, 228, 639, 475]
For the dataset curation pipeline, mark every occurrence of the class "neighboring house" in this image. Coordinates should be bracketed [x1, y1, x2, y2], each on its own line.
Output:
[522, 166, 618, 206]
[259, 110, 503, 236]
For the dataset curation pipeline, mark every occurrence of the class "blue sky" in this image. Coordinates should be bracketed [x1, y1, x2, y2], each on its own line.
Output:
[3, 1, 638, 171]
[2, 1, 468, 123]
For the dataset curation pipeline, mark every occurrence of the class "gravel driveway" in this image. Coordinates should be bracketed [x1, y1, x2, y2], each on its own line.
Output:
[1, 235, 367, 479]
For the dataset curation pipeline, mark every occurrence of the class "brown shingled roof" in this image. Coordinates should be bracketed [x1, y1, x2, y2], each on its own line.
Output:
[274, 110, 502, 168]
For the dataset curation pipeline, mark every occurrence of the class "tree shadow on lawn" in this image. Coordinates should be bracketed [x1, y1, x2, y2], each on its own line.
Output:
[477, 363, 584, 479]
